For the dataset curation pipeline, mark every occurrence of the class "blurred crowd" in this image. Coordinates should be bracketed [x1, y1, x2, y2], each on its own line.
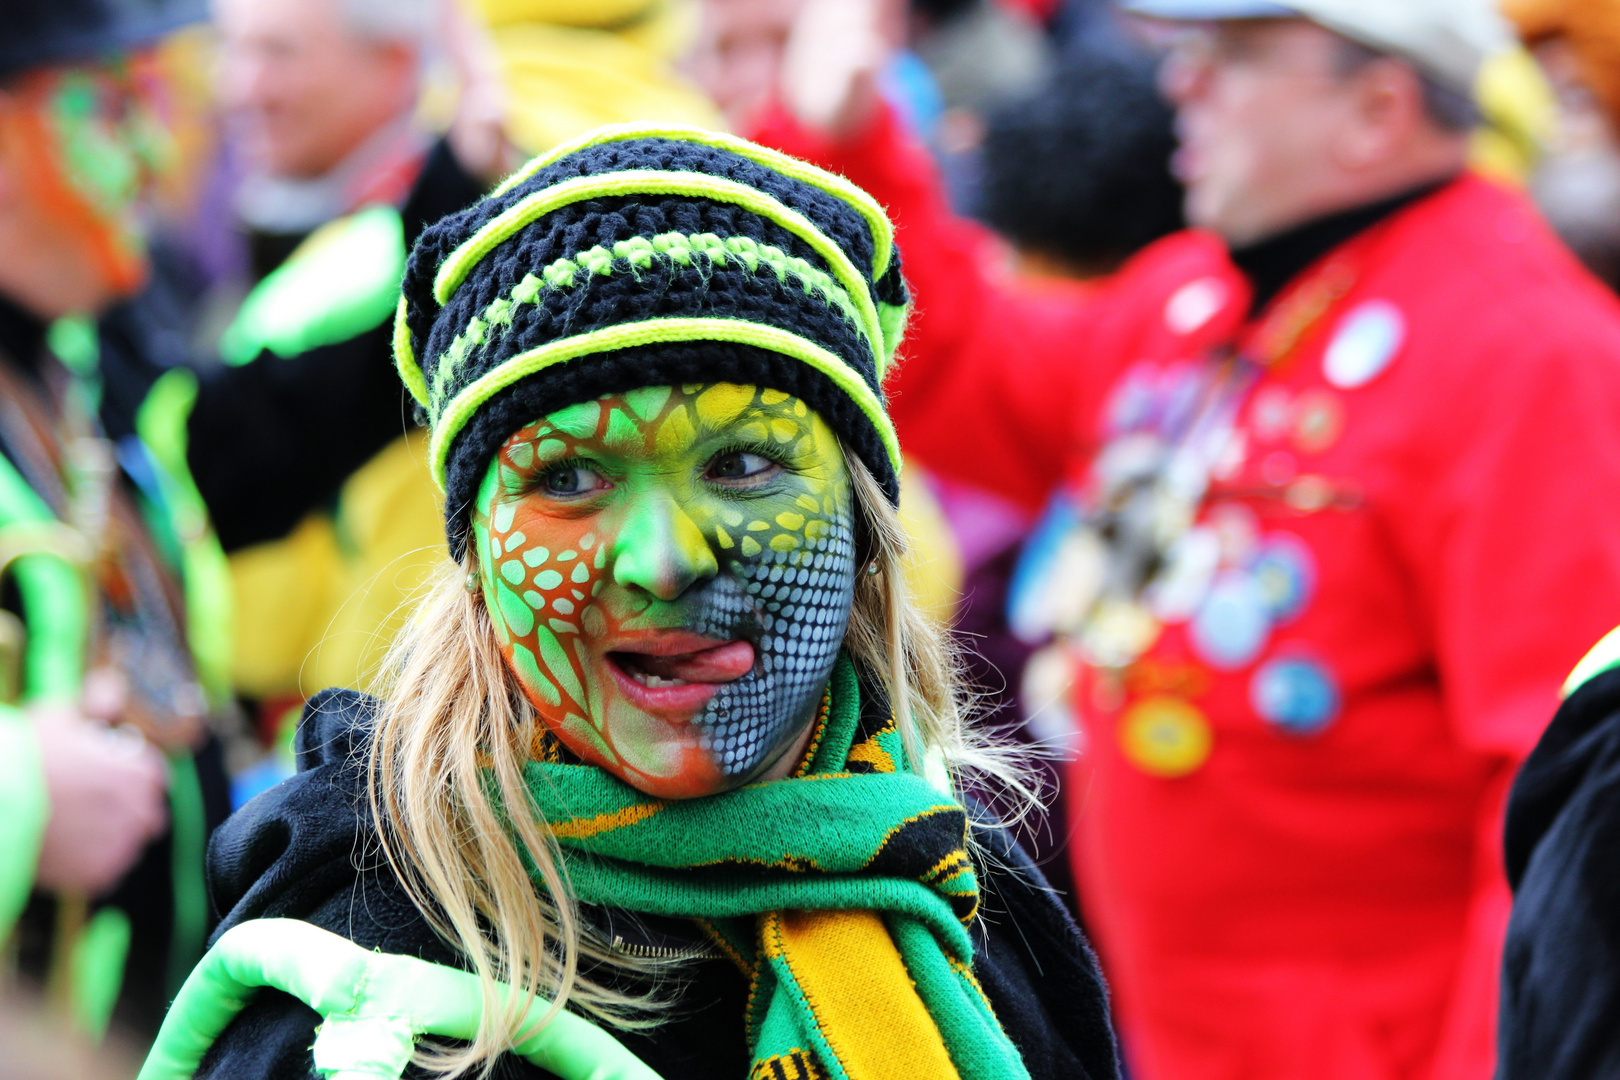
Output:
[7, 0, 1620, 1077]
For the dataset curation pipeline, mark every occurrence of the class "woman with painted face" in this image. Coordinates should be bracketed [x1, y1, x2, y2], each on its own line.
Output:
[142, 127, 1118, 1080]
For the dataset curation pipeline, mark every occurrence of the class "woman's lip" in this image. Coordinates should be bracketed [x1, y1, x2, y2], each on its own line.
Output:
[601, 637, 756, 719]
[599, 631, 739, 657]
[606, 654, 726, 717]
[616, 639, 755, 683]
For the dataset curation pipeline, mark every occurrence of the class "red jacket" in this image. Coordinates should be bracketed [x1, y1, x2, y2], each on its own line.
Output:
[756, 104, 1620, 1080]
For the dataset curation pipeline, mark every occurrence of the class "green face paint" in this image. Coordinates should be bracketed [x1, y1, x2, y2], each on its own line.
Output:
[9, 57, 171, 296]
[48, 70, 144, 222]
[473, 383, 858, 798]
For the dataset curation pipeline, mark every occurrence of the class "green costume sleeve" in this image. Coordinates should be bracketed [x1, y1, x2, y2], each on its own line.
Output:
[138, 918, 664, 1080]
[0, 704, 48, 938]
[0, 454, 87, 704]
[134, 368, 235, 706]
[219, 205, 407, 366]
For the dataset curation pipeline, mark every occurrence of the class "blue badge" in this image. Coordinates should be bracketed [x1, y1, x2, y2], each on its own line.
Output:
[1190, 571, 1271, 669]
[1250, 657, 1341, 735]
[1250, 534, 1315, 623]
[1009, 493, 1092, 644]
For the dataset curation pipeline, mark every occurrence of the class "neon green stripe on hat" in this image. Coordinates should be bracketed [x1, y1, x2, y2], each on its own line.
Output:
[429, 317, 901, 492]
[430, 232, 869, 411]
[492, 123, 896, 282]
[393, 296, 429, 407]
[433, 170, 893, 377]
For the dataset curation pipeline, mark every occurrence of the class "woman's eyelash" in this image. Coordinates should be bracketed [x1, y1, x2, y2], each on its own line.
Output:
[524, 457, 605, 494]
[712, 442, 788, 469]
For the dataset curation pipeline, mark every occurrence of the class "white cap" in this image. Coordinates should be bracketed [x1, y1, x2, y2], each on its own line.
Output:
[1120, 0, 1512, 96]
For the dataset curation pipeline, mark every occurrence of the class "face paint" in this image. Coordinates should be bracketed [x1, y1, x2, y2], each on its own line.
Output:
[1, 57, 171, 297]
[473, 383, 858, 799]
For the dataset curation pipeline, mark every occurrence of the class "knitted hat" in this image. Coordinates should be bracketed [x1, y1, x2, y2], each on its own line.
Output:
[394, 124, 910, 560]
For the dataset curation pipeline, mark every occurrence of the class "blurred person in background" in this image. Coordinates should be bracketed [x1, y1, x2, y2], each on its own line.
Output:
[977, 49, 1185, 281]
[688, 0, 819, 131]
[0, 0, 234, 1043]
[1504, 0, 1620, 290]
[741, 0, 1620, 1077]
[214, 0, 436, 281]
[902, 0, 1052, 209]
[163, 0, 492, 769]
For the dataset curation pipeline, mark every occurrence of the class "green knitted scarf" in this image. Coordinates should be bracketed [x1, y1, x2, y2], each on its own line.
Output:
[523, 656, 1031, 1080]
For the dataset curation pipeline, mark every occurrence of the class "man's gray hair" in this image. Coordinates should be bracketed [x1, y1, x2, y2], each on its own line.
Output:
[1330, 35, 1481, 134]
[336, 0, 436, 44]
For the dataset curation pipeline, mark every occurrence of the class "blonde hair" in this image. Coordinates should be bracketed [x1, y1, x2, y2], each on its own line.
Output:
[367, 447, 1036, 1076]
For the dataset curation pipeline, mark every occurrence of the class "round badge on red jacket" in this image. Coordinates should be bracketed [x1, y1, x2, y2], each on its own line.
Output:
[1119, 696, 1213, 777]
[1190, 571, 1271, 669]
[1323, 300, 1405, 388]
[1165, 276, 1228, 335]
[1250, 656, 1341, 735]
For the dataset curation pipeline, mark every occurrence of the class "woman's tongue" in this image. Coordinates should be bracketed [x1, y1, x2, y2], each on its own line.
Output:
[624, 640, 755, 684]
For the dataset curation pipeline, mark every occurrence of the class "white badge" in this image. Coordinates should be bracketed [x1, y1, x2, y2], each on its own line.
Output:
[1165, 277, 1228, 335]
[1323, 300, 1405, 389]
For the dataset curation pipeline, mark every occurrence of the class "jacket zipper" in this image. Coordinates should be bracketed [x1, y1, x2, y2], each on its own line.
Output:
[609, 935, 721, 961]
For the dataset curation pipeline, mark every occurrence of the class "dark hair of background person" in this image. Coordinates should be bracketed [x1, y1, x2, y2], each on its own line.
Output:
[977, 49, 1186, 278]
[911, 0, 980, 23]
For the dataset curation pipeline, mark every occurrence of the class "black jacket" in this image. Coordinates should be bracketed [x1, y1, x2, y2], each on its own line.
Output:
[1498, 665, 1620, 1079]
[198, 688, 1121, 1080]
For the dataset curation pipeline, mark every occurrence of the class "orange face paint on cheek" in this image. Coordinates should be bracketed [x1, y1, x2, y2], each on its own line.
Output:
[4, 67, 154, 298]
[476, 427, 616, 765]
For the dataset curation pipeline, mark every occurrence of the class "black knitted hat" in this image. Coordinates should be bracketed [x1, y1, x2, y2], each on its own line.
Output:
[1, 0, 206, 81]
[395, 124, 910, 560]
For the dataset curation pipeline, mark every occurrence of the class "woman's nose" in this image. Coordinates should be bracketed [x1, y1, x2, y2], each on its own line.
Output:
[609, 494, 720, 601]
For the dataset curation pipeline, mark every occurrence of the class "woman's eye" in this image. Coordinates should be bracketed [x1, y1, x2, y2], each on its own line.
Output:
[538, 464, 609, 496]
[707, 451, 779, 483]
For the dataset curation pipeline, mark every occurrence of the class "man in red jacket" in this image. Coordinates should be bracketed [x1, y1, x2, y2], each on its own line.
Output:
[743, 0, 1620, 1076]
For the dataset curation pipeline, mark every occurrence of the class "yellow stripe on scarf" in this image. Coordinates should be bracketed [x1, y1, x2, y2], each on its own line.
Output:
[764, 910, 962, 1080]
[549, 801, 665, 839]
[845, 733, 896, 773]
[749, 1049, 823, 1080]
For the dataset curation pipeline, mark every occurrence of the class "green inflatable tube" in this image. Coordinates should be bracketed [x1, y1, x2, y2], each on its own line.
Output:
[138, 918, 665, 1080]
